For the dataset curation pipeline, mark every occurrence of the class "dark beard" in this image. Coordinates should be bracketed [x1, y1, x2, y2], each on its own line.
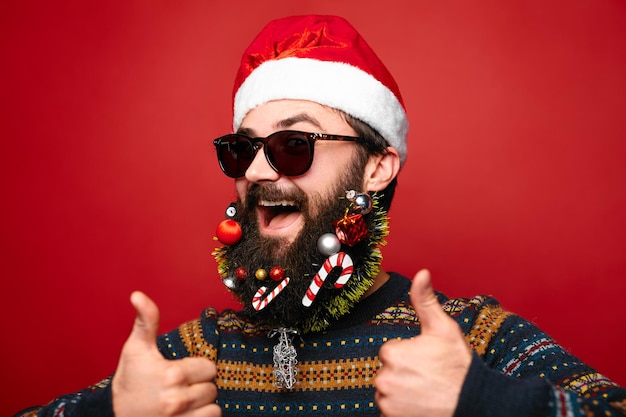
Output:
[214, 152, 390, 333]
[222, 175, 363, 331]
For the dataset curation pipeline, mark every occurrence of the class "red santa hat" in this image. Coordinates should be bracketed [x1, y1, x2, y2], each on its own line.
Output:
[232, 15, 409, 165]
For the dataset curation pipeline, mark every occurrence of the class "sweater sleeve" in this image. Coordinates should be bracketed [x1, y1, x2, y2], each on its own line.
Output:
[13, 377, 115, 417]
[451, 297, 626, 417]
[455, 353, 626, 417]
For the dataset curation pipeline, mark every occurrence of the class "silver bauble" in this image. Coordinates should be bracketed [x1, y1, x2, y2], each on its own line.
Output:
[354, 193, 373, 214]
[222, 275, 237, 290]
[226, 205, 237, 218]
[317, 233, 341, 256]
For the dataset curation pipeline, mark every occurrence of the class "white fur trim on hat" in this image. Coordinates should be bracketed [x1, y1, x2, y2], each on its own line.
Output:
[233, 57, 408, 165]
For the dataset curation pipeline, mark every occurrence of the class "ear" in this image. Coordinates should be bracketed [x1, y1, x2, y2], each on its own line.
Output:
[361, 147, 400, 192]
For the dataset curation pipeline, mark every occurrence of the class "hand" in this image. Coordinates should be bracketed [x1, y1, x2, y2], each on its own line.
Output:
[374, 270, 472, 417]
[112, 291, 221, 417]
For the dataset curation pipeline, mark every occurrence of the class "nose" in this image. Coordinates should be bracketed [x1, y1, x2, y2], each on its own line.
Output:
[244, 145, 280, 183]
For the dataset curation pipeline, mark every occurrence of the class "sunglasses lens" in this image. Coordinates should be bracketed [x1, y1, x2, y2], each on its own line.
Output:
[266, 131, 313, 176]
[216, 135, 255, 178]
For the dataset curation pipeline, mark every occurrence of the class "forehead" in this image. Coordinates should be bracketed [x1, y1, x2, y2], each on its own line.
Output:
[239, 100, 355, 137]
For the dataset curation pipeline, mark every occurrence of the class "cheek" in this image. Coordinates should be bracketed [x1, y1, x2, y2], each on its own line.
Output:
[235, 179, 249, 200]
[311, 144, 358, 173]
[304, 158, 345, 188]
[299, 151, 358, 200]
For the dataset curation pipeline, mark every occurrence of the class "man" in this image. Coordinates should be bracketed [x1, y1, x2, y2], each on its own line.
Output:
[17, 14, 626, 417]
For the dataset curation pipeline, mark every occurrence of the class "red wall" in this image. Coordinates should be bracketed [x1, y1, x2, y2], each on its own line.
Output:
[2, 1, 625, 415]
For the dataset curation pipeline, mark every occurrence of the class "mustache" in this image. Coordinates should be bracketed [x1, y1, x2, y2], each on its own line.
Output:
[244, 184, 309, 211]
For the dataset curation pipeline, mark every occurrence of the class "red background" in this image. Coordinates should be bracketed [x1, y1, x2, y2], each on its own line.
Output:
[2, 1, 625, 414]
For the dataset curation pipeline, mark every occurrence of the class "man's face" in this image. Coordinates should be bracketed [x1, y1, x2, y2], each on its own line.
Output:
[217, 99, 384, 331]
[235, 99, 364, 250]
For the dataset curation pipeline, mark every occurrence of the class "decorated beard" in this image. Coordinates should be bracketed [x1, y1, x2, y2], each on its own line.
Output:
[213, 178, 389, 335]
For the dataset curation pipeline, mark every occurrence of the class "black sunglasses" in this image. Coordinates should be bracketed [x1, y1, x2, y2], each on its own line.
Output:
[213, 130, 362, 178]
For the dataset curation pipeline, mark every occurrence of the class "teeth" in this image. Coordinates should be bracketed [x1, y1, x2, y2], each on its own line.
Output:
[259, 200, 295, 207]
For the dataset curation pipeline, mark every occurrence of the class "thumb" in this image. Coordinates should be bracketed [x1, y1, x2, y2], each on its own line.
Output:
[126, 291, 160, 351]
[410, 269, 448, 335]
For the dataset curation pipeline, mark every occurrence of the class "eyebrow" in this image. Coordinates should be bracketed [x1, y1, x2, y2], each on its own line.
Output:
[236, 127, 256, 136]
[276, 113, 323, 130]
[236, 113, 323, 137]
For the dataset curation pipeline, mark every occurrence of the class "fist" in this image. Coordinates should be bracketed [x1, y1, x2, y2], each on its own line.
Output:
[375, 270, 471, 417]
[112, 291, 221, 417]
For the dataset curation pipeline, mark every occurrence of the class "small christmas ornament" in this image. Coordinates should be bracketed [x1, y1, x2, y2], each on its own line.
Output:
[235, 266, 247, 281]
[252, 276, 291, 311]
[353, 193, 373, 215]
[255, 268, 268, 281]
[216, 219, 242, 245]
[333, 213, 369, 246]
[269, 328, 298, 390]
[222, 275, 237, 290]
[270, 266, 285, 282]
[225, 203, 237, 218]
[302, 252, 354, 307]
[317, 233, 341, 256]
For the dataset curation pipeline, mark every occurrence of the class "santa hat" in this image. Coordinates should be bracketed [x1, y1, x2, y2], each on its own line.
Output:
[232, 15, 409, 165]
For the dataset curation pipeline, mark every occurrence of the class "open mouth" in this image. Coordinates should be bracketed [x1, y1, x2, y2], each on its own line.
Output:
[257, 199, 303, 233]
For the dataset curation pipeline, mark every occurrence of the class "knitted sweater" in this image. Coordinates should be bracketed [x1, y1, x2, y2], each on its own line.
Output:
[17, 273, 626, 416]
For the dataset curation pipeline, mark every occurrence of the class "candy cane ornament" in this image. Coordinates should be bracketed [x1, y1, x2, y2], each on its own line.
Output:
[302, 252, 354, 307]
[252, 276, 290, 311]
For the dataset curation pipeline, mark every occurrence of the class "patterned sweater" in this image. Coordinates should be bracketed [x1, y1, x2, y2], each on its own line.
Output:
[17, 273, 626, 416]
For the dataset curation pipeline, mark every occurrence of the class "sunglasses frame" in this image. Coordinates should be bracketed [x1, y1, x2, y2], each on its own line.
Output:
[213, 130, 363, 178]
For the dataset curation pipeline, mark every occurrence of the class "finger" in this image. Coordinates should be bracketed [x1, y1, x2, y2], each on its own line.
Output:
[188, 402, 222, 417]
[377, 338, 401, 367]
[161, 381, 219, 415]
[127, 291, 160, 351]
[175, 357, 218, 385]
[184, 381, 219, 410]
[409, 269, 448, 334]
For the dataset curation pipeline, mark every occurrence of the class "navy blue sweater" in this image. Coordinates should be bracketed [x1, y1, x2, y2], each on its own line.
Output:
[17, 273, 626, 416]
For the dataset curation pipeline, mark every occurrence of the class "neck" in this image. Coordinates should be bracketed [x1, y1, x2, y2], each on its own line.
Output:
[361, 269, 390, 299]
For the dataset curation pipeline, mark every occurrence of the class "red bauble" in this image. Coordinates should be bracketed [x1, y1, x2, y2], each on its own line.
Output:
[269, 266, 285, 282]
[216, 219, 242, 245]
[235, 267, 247, 281]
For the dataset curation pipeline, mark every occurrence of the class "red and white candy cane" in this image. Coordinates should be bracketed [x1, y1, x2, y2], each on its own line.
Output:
[252, 276, 290, 311]
[302, 252, 354, 307]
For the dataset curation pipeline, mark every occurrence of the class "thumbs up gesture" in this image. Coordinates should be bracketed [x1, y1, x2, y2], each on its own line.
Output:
[112, 291, 221, 417]
[375, 270, 472, 417]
